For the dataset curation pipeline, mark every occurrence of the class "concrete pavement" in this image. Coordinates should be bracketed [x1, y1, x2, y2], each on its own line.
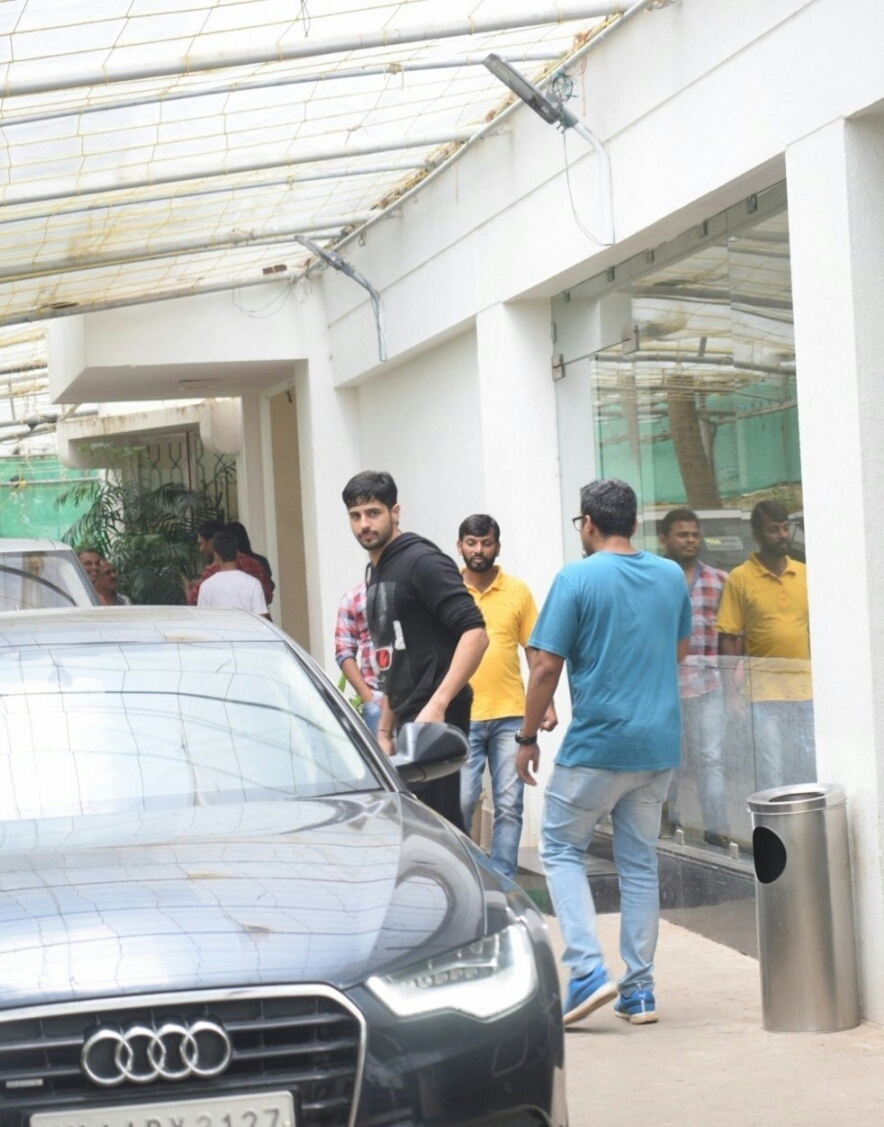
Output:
[550, 913, 884, 1127]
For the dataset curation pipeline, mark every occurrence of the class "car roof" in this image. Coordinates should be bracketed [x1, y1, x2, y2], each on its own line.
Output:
[0, 606, 283, 649]
[0, 539, 78, 552]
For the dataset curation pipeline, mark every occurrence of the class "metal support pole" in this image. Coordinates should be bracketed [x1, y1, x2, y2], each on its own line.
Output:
[0, 219, 367, 284]
[0, 162, 430, 227]
[0, 7, 628, 100]
[0, 130, 477, 212]
[0, 53, 562, 131]
[296, 237, 387, 363]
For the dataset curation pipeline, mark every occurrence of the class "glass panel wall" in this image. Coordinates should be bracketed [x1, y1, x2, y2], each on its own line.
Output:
[552, 183, 812, 855]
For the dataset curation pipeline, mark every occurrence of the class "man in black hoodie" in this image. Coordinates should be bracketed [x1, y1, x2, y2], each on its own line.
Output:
[342, 471, 488, 830]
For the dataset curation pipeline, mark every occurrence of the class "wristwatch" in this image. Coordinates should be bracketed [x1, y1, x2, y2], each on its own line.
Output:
[514, 731, 538, 746]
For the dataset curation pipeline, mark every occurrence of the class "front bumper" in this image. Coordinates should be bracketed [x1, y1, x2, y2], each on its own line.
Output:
[0, 924, 565, 1127]
[348, 920, 566, 1127]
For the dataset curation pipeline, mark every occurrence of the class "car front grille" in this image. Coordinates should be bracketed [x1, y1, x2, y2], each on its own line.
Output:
[0, 986, 365, 1127]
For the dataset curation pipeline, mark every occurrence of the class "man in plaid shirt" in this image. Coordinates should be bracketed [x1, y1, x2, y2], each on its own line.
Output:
[659, 508, 730, 846]
[334, 581, 384, 736]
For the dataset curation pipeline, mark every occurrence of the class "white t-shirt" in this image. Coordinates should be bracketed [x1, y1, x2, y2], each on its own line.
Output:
[197, 568, 268, 615]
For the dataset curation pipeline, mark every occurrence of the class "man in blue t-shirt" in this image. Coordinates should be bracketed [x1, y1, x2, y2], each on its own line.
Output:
[516, 479, 691, 1028]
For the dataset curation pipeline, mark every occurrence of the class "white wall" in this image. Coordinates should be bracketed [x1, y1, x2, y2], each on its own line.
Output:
[355, 329, 483, 554]
[324, 0, 884, 384]
[48, 285, 303, 403]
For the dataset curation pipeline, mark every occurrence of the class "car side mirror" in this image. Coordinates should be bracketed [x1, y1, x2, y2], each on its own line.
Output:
[390, 722, 468, 784]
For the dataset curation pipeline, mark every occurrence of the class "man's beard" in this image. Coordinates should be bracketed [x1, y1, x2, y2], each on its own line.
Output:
[361, 525, 393, 551]
[465, 554, 495, 572]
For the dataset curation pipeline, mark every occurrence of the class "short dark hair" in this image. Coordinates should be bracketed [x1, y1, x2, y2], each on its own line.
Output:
[751, 500, 789, 530]
[342, 471, 398, 509]
[197, 519, 225, 541]
[660, 507, 699, 536]
[212, 529, 239, 562]
[458, 514, 501, 541]
[77, 547, 101, 558]
[580, 478, 637, 538]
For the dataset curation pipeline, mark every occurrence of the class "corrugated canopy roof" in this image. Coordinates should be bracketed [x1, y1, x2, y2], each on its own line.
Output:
[0, 1, 629, 323]
[0, 0, 640, 445]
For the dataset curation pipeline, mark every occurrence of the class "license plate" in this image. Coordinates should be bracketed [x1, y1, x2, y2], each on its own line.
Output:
[30, 1090, 294, 1127]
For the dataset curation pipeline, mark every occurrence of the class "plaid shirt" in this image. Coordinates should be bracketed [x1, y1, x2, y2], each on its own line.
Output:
[334, 582, 379, 690]
[680, 559, 727, 698]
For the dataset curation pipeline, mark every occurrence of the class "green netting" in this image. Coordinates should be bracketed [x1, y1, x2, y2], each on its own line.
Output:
[0, 456, 98, 540]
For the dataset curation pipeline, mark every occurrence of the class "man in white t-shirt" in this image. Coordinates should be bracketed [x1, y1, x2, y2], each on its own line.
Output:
[197, 529, 269, 618]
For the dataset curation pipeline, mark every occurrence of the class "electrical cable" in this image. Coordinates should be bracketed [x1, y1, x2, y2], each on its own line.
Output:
[231, 279, 294, 318]
[562, 130, 606, 247]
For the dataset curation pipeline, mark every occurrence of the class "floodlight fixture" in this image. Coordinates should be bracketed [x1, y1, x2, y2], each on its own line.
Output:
[483, 54, 614, 244]
[483, 54, 578, 130]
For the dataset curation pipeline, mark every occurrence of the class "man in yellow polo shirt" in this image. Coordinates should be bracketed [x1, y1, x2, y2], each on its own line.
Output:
[716, 500, 814, 791]
[458, 514, 557, 877]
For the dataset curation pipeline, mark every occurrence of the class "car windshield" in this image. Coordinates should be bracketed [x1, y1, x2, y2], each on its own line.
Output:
[0, 639, 382, 821]
[0, 550, 96, 610]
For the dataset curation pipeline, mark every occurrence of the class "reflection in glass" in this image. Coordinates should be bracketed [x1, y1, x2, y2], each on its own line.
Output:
[0, 641, 382, 821]
[552, 185, 814, 855]
[0, 550, 95, 610]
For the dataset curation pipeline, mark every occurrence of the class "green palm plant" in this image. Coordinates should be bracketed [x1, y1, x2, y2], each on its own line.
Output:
[59, 452, 234, 605]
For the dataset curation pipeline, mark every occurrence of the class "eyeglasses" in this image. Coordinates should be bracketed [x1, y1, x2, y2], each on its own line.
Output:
[571, 515, 586, 531]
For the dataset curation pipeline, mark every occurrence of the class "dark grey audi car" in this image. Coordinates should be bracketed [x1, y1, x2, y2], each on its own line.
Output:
[0, 608, 565, 1127]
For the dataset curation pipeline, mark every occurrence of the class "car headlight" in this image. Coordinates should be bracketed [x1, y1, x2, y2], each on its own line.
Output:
[366, 923, 537, 1019]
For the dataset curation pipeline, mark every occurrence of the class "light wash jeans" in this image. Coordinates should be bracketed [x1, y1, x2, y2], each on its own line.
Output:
[361, 691, 385, 737]
[668, 687, 728, 837]
[751, 699, 816, 792]
[541, 763, 672, 993]
[460, 716, 524, 878]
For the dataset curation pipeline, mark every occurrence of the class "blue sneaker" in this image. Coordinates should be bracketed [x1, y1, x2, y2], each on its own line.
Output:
[614, 988, 657, 1025]
[563, 966, 618, 1026]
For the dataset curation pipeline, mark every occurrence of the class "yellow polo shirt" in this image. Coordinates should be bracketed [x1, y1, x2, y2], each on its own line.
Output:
[715, 554, 812, 701]
[463, 568, 537, 721]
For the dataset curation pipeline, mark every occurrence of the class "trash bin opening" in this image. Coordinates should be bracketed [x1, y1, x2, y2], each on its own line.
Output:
[753, 826, 787, 884]
[768, 791, 824, 803]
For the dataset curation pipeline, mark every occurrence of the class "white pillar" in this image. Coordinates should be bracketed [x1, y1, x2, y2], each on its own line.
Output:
[475, 300, 566, 845]
[475, 300, 562, 594]
[294, 284, 362, 671]
[238, 394, 268, 554]
[787, 113, 884, 1020]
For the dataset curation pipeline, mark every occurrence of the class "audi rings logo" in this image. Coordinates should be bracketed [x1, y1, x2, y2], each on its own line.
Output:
[81, 1020, 233, 1087]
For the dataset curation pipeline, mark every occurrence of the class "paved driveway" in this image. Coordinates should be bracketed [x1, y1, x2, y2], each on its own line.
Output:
[549, 913, 884, 1127]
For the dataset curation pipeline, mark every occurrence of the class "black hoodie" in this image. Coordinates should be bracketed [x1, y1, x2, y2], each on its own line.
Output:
[366, 532, 485, 721]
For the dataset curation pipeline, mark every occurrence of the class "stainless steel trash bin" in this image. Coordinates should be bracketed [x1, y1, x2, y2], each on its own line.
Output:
[748, 783, 859, 1032]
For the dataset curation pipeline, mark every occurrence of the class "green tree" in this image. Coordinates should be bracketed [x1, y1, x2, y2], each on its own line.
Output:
[59, 453, 234, 605]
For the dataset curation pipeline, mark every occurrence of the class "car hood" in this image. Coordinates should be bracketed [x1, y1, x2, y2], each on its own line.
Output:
[0, 793, 501, 1010]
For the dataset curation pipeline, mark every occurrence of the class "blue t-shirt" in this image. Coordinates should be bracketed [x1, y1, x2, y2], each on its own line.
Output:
[530, 551, 692, 771]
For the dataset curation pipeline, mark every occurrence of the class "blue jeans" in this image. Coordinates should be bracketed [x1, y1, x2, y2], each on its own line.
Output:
[669, 687, 728, 836]
[751, 699, 816, 792]
[541, 764, 672, 994]
[460, 716, 524, 878]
